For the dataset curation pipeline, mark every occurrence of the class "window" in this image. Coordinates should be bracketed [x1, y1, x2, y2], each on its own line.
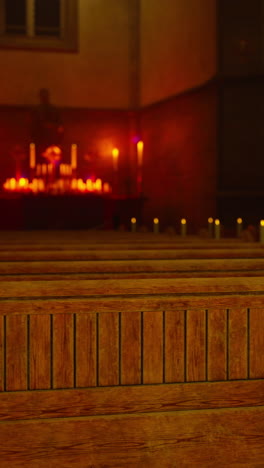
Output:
[0, 0, 78, 51]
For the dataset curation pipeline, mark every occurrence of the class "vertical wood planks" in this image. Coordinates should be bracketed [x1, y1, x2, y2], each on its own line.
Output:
[165, 311, 185, 383]
[208, 309, 227, 381]
[29, 315, 51, 390]
[250, 308, 264, 378]
[98, 312, 119, 386]
[143, 311, 163, 384]
[228, 308, 248, 379]
[121, 311, 141, 385]
[186, 310, 206, 382]
[53, 314, 74, 389]
[76, 313, 97, 387]
[6, 315, 28, 391]
[0, 316, 3, 391]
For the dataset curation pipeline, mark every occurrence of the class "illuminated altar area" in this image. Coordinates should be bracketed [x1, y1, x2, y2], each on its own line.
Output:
[0, 140, 144, 230]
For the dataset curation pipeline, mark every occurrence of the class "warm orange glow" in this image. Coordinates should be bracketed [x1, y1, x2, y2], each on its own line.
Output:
[215, 219, 220, 226]
[260, 220, 264, 227]
[131, 217, 137, 224]
[237, 218, 243, 224]
[153, 218, 159, 224]
[38, 179, 45, 191]
[31, 179, 38, 193]
[3, 179, 10, 190]
[18, 178, 28, 188]
[103, 182, 110, 193]
[10, 178, 16, 190]
[71, 179, 77, 190]
[86, 179, 93, 191]
[181, 218, 186, 225]
[71, 144, 77, 170]
[112, 148, 119, 171]
[208, 217, 213, 223]
[42, 164, 47, 175]
[29, 143, 36, 169]
[77, 178, 85, 191]
[137, 141, 144, 167]
[95, 179, 102, 191]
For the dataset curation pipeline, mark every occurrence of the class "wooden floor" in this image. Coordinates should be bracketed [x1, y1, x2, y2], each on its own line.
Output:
[0, 230, 264, 467]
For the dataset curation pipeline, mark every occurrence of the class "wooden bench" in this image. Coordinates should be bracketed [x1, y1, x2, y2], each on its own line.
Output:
[1, 277, 264, 466]
[0, 257, 264, 281]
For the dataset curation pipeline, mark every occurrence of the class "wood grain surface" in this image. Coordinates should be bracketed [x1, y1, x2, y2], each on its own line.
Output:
[0, 230, 263, 467]
[76, 313, 97, 387]
[0, 407, 264, 467]
[29, 315, 51, 390]
[0, 248, 264, 261]
[1, 380, 263, 420]
[250, 308, 264, 379]
[5, 315, 28, 391]
[0, 276, 264, 299]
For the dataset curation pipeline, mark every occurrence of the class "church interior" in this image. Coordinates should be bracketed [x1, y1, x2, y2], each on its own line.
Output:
[0, 1, 264, 466]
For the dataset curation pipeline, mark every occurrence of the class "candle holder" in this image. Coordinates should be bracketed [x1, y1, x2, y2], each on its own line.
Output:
[214, 219, 221, 239]
[236, 218, 243, 238]
[181, 218, 187, 237]
[208, 217, 214, 238]
[131, 217, 137, 232]
[153, 218, 159, 234]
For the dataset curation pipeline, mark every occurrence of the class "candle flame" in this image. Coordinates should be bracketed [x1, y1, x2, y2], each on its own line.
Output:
[153, 218, 159, 224]
[131, 217, 137, 224]
[237, 218, 243, 224]
[181, 218, 186, 225]
[215, 219, 220, 225]
[208, 217, 213, 223]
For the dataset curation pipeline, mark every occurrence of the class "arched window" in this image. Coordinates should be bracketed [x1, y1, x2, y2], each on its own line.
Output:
[0, 0, 78, 51]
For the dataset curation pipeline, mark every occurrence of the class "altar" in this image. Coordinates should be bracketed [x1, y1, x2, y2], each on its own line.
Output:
[0, 193, 144, 230]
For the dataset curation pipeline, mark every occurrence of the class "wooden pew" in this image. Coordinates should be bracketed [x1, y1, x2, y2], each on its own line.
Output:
[1, 247, 264, 261]
[0, 277, 264, 466]
[1, 257, 264, 281]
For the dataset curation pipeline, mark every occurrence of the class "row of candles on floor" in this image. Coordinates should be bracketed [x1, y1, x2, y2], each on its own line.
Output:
[3, 177, 112, 193]
[130, 216, 264, 241]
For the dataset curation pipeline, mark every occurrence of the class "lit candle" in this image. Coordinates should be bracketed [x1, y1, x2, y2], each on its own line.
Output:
[181, 218, 187, 236]
[10, 178, 17, 190]
[38, 179, 45, 191]
[208, 217, 214, 237]
[18, 178, 28, 190]
[71, 144, 77, 170]
[103, 182, 110, 193]
[71, 178, 78, 190]
[77, 178, 85, 191]
[112, 148, 119, 171]
[95, 179, 102, 192]
[42, 164, 47, 175]
[86, 179, 93, 191]
[3, 179, 10, 190]
[32, 178, 38, 193]
[29, 143, 36, 169]
[153, 217, 159, 234]
[131, 217, 137, 232]
[214, 219, 221, 239]
[137, 141, 144, 167]
[260, 220, 264, 243]
[236, 218, 243, 238]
